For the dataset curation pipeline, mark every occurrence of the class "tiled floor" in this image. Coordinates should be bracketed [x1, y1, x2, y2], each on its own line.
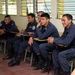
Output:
[0, 53, 54, 75]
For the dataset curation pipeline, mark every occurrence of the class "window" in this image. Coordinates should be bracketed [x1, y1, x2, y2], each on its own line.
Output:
[37, 0, 51, 15]
[21, 0, 51, 16]
[0, 0, 6, 14]
[21, 0, 33, 16]
[7, 0, 17, 15]
[0, 0, 17, 15]
[57, 0, 75, 19]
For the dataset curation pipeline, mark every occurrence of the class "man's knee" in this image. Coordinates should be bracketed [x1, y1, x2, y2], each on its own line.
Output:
[39, 44, 45, 49]
[58, 52, 65, 60]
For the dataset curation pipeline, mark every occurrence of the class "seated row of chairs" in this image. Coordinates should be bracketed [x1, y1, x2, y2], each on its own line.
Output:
[0, 32, 75, 74]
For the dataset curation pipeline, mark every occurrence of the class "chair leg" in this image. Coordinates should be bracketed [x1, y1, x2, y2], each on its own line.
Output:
[0, 43, 2, 52]
[4, 42, 6, 55]
[30, 53, 33, 66]
[70, 61, 74, 73]
[24, 49, 28, 62]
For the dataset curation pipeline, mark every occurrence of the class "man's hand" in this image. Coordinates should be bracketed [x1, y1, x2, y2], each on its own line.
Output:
[0, 29, 5, 35]
[28, 32, 34, 35]
[28, 37, 33, 46]
[20, 29, 25, 34]
[47, 37, 54, 44]
[37, 22, 41, 28]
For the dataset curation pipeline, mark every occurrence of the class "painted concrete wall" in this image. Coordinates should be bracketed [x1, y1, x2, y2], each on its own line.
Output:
[0, 0, 75, 32]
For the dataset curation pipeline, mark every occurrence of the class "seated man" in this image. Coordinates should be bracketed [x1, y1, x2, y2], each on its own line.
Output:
[0, 15, 19, 40]
[47, 14, 75, 75]
[37, 11, 44, 22]
[4, 13, 37, 66]
[28, 13, 59, 70]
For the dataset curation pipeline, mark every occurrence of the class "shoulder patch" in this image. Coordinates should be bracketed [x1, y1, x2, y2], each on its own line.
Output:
[0, 23, 2, 27]
[32, 26, 36, 30]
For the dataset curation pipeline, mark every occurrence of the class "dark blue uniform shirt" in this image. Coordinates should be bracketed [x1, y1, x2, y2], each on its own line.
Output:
[0, 20, 19, 33]
[32, 22, 59, 39]
[0, 20, 19, 39]
[54, 23, 75, 48]
[23, 20, 37, 35]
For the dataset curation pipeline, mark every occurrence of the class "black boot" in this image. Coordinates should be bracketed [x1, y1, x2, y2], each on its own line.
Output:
[2, 47, 13, 60]
[63, 73, 70, 75]
[2, 55, 12, 60]
[32, 59, 38, 67]
[34, 54, 44, 70]
[54, 69, 60, 75]
[8, 52, 17, 65]
[8, 55, 20, 66]
[32, 53, 39, 67]
[64, 71, 70, 75]
[42, 57, 50, 73]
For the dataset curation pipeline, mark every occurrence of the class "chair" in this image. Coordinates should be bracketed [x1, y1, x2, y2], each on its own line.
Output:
[24, 47, 33, 66]
[0, 40, 7, 54]
[70, 60, 74, 73]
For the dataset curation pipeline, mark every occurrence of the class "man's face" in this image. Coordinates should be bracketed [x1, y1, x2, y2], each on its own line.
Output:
[61, 16, 71, 28]
[4, 18, 10, 25]
[40, 17, 49, 26]
[28, 16, 34, 23]
[37, 12, 43, 21]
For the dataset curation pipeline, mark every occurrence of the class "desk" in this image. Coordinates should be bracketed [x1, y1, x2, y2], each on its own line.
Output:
[57, 44, 67, 47]
[10, 31, 19, 34]
[21, 34, 31, 37]
[10, 31, 19, 36]
[33, 38, 47, 42]
[57, 44, 64, 47]
[21, 34, 31, 41]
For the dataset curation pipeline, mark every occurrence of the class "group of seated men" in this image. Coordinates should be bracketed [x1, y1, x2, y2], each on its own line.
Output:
[0, 11, 75, 75]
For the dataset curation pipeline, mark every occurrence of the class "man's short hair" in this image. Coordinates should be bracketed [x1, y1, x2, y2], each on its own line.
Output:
[41, 13, 50, 19]
[62, 14, 73, 20]
[4, 15, 11, 20]
[27, 13, 35, 18]
[37, 11, 44, 14]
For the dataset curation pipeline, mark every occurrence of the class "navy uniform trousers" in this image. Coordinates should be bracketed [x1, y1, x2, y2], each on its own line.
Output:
[52, 48, 75, 73]
[7, 36, 22, 57]
[15, 40, 29, 56]
[7, 36, 30, 56]
[32, 41, 55, 59]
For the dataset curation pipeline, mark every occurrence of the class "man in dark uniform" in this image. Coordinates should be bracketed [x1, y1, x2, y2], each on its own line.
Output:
[7, 13, 37, 66]
[28, 13, 59, 70]
[29, 11, 44, 67]
[0, 15, 19, 59]
[0, 15, 19, 40]
[47, 14, 75, 75]
[37, 11, 44, 22]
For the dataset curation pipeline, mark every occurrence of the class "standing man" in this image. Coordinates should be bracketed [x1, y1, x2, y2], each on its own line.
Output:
[47, 14, 75, 75]
[28, 13, 59, 70]
[0, 15, 19, 40]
